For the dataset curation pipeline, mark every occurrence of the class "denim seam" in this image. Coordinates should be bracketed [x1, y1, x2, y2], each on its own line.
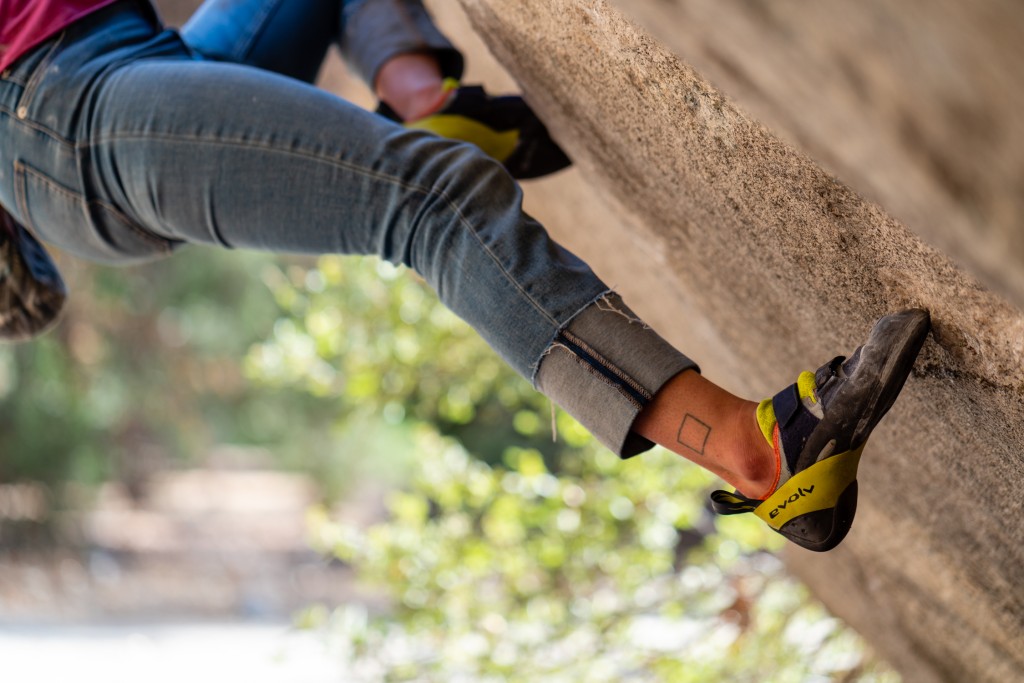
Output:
[528, 287, 611, 385]
[560, 329, 654, 402]
[85, 132, 560, 326]
[548, 345, 644, 412]
[15, 161, 174, 251]
[17, 33, 67, 117]
[14, 164, 32, 235]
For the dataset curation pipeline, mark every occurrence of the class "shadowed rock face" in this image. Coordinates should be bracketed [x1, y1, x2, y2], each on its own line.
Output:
[453, 0, 1024, 681]
[614, 0, 1024, 312]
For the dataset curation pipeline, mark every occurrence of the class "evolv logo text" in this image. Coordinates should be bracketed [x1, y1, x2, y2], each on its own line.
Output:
[768, 485, 815, 519]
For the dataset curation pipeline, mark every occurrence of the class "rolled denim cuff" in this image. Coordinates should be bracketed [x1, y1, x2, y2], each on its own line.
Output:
[536, 293, 698, 458]
[341, 0, 465, 88]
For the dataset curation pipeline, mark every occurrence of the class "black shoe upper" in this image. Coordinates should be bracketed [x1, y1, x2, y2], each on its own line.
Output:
[376, 85, 572, 180]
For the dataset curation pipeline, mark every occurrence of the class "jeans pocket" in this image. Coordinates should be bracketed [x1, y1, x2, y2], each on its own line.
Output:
[15, 161, 177, 264]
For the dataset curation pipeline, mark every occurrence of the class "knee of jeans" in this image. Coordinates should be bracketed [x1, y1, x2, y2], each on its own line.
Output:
[427, 139, 523, 215]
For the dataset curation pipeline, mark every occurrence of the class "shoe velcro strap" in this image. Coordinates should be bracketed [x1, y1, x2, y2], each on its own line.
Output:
[772, 383, 802, 428]
[773, 381, 824, 474]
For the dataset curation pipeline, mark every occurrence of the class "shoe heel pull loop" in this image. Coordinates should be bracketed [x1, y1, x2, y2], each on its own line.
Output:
[710, 490, 759, 515]
[816, 355, 846, 388]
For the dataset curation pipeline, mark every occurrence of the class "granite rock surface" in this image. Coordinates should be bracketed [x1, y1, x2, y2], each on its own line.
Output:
[452, 1, 1024, 681]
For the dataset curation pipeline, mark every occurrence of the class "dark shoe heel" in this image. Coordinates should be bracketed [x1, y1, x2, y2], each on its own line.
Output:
[779, 481, 858, 552]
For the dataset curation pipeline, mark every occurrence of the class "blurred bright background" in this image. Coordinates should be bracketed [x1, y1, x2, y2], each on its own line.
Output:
[0, 1, 900, 681]
[0, 252, 900, 681]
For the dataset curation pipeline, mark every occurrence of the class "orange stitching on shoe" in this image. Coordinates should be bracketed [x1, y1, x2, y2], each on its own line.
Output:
[755, 425, 783, 501]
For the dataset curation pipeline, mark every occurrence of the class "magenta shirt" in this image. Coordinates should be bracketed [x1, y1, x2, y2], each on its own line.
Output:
[1, 0, 118, 72]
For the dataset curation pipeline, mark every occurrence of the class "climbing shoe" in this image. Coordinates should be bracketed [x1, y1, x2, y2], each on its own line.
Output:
[377, 79, 572, 180]
[710, 309, 931, 552]
[0, 209, 66, 341]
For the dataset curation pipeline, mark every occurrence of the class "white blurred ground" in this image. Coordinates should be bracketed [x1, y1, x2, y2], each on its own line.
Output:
[0, 468, 389, 682]
[0, 621, 346, 683]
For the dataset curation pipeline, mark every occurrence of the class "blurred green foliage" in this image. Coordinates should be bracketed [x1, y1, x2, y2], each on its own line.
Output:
[238, 252, 897, 681]
[244, 255, 565, 469]
[303, 431, 898, 682]
[0, 245, 897, 680]
[1, 249, 269, 486]
[0, 249, 425, 501]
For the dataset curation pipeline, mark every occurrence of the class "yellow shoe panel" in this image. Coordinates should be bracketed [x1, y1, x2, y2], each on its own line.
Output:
[754, 446, 863, 530]
[407, 115, 520, 163]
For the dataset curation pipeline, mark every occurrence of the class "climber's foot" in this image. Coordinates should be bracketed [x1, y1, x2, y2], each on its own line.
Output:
[377, 79, 572, 179]
[710, 309, 931, 552]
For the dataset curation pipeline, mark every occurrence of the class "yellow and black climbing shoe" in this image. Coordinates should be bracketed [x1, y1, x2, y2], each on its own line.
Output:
[711, 309, 931, 552]
[377, 80, 572, 180]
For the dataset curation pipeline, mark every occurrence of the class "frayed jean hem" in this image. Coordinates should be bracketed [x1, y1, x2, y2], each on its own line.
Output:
[535, 292, 698, 458]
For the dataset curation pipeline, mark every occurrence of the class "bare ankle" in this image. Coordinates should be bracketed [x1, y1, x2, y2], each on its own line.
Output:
[727, 402, 778, 498]
[633, 371, 778, 496]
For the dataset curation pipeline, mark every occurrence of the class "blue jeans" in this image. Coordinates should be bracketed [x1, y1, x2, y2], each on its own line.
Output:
[0, 0, 695, 455]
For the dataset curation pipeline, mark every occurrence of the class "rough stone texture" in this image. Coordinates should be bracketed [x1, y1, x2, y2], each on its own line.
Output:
[614, 0, 1024, 311]
[452, 1, 1024, 681]
[417, 2, 747, 386]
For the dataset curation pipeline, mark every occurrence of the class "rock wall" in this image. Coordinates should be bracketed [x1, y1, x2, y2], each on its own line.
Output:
[616, 0, 1024, 311]
[451, 1, 1024, 681]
